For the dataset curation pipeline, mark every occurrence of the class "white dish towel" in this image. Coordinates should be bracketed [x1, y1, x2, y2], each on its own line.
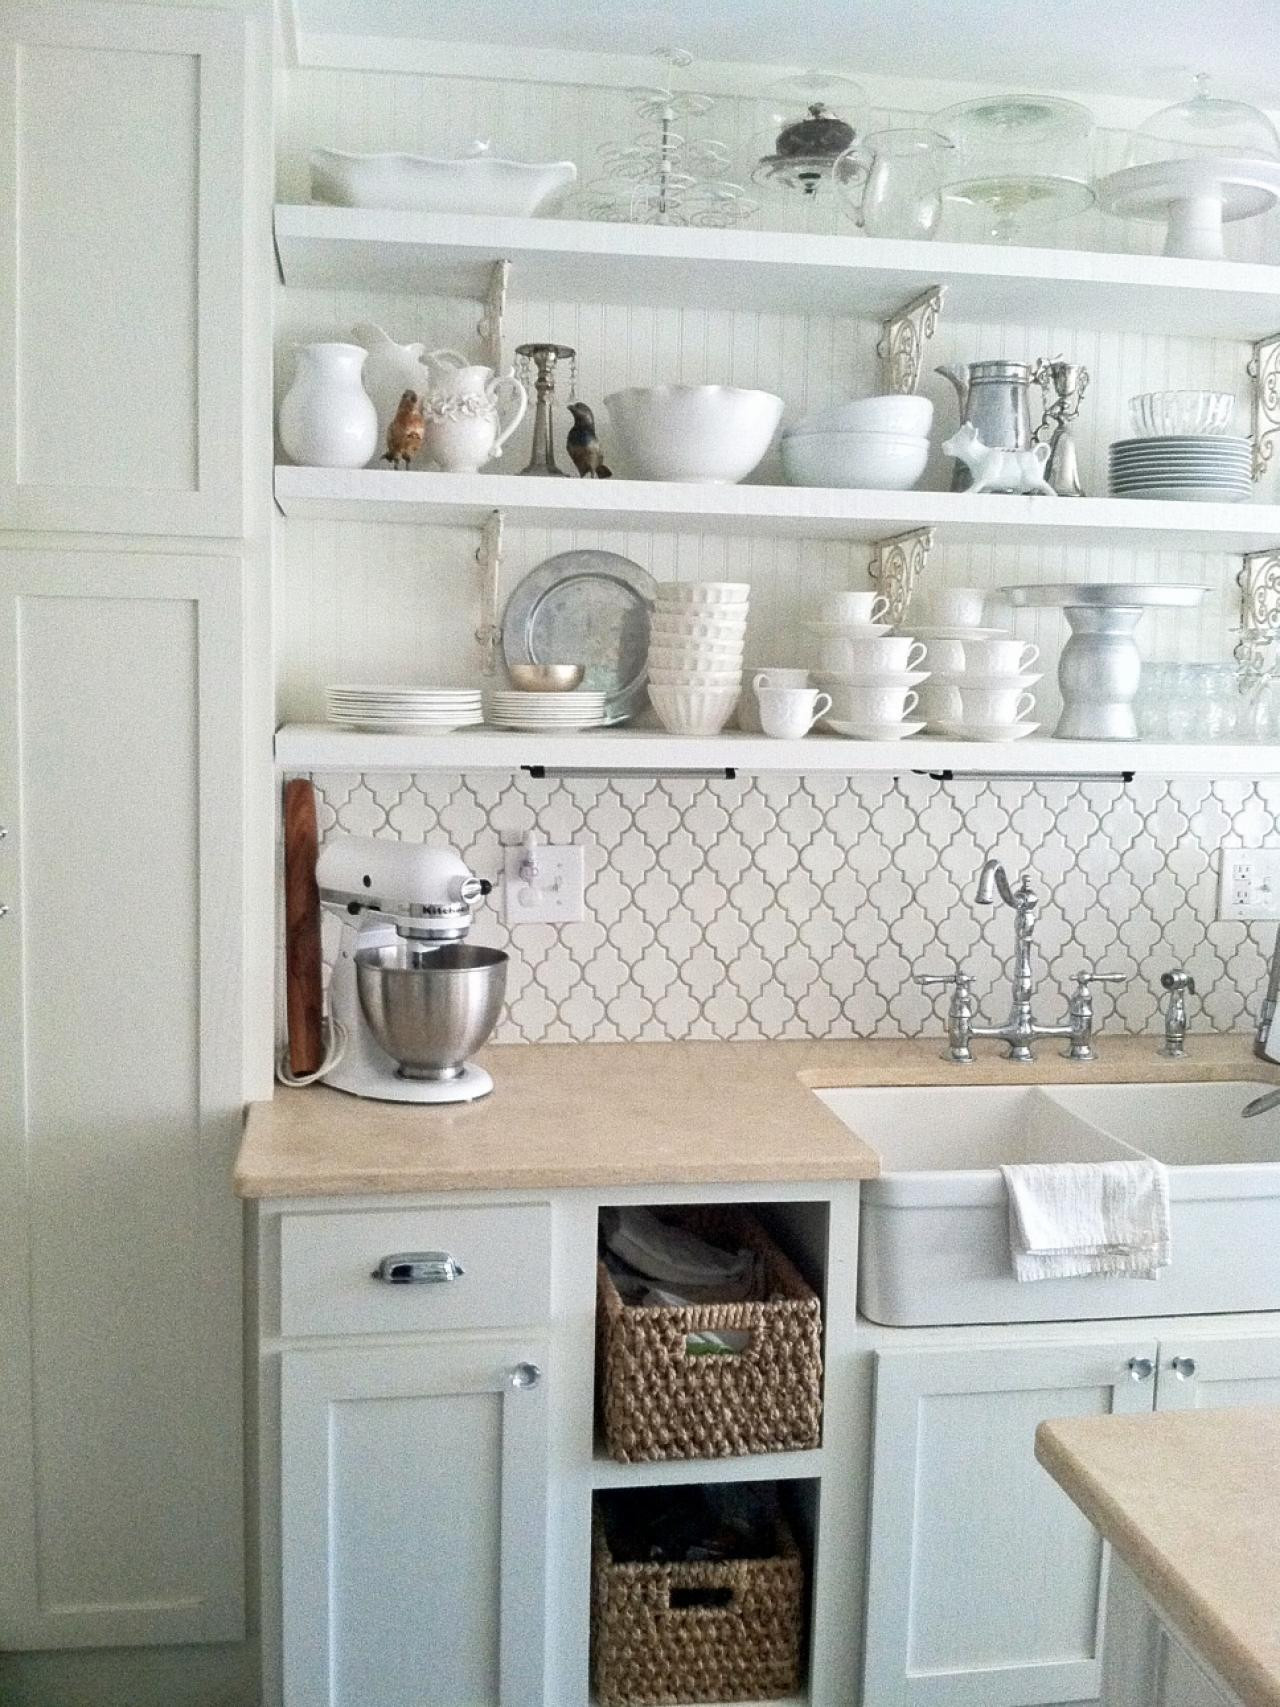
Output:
[1000, 1159, 1172, 1281]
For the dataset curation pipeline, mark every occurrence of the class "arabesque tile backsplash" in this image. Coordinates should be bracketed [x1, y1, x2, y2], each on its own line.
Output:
[308, 770, 1280, 1046]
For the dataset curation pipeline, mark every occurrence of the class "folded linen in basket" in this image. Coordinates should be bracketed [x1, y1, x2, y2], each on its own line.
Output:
[1000, 1158, 1172, 1281]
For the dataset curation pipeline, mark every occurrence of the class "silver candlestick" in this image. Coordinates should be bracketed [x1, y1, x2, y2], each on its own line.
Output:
[514, 342, 576, 476]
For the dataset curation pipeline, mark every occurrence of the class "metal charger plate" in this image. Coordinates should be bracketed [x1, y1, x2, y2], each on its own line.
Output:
[503, 550, 656, 721]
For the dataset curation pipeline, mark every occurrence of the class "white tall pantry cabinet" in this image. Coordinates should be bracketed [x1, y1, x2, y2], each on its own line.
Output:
[0, 3, 270, 1703]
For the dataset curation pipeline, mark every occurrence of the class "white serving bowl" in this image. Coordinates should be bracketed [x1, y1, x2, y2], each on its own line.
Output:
[780, 430, 930, 491]
[309, 147, 577, 216]
[648, 644, 745, 671]
[647, 668, 743, 688]
[654, 582, 751, 607]
[790, 394, 934, 438]
[649, 684, 741, 736]
[650, 612, 750, 642]
[605, 385, 785, 483]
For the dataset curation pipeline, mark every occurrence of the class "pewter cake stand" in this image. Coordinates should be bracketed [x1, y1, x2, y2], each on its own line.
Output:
[1003, 583, 1207, 739]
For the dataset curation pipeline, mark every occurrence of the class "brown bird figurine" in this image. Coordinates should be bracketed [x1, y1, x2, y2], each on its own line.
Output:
[566, 401, 611, 478]
[384, 389, 425, 469]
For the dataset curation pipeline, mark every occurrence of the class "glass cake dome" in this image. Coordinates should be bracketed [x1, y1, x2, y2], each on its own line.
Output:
[1126, 75, 1280, 168]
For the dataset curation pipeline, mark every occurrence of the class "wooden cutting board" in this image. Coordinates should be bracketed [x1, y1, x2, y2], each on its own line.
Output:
[282, 778, 325, 1077]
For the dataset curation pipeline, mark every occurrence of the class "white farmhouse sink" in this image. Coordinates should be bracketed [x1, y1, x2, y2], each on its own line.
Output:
[817, 1081, 1280, 1327]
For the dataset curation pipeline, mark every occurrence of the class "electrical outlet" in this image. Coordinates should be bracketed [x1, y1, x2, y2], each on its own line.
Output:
[1218, 848, 1280, 921]
[503, 840, 585, 925]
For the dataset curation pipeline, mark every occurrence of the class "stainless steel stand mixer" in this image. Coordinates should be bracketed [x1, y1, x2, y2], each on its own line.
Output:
[315, 836, 507, 1104]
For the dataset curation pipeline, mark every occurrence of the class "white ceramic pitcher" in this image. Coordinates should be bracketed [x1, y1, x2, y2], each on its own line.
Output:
[278, 342, 378, 468]
[420, 355, 528, 473]
[352, 322, 433, 441]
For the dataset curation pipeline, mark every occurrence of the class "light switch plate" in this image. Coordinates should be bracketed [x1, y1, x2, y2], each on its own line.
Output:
[503, 843, 585, 925]
[1219, 848, 1280, 921]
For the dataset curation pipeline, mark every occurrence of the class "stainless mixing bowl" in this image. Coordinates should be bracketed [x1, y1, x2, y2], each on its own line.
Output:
[355, 942, 508, 1080]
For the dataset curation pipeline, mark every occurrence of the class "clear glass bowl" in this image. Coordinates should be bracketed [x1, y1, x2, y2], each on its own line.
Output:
[1129, 389, 1237, 437]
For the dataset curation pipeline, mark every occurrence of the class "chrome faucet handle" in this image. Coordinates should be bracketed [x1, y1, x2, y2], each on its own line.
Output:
[1158, 967, 1197, 1059]
[1063, 969, 1126, 1062]
[916, 969, 976, 1065]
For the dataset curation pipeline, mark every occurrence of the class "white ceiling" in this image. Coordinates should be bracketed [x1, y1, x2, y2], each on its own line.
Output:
[296, 0, 1280, 105]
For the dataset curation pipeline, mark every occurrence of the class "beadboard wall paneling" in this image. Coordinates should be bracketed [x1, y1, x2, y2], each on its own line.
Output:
[307, 770, 1280, 1046]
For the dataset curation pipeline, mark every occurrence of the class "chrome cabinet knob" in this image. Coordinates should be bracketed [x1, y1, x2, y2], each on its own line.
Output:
[1170, 1355, 1197, 1379]
[371, 1251, 464, 1285]
[1127, 1356, 1155, 1381]
[509, 1362, 542, 1390]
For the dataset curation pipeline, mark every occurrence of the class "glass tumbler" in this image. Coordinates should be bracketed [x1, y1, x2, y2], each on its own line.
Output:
[836, 128, 953, 239]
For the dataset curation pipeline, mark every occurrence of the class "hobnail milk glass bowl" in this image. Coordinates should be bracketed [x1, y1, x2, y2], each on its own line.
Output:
[1129, 389, 1236, 437]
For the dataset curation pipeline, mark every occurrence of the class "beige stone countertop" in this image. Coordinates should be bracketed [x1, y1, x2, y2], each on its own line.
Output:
[233, 1031, 1275, 1199]
[1037, 1407, 1280, 1707]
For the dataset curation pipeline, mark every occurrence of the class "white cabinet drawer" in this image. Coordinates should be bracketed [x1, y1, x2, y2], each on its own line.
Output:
[279, 1204, 551, 1338]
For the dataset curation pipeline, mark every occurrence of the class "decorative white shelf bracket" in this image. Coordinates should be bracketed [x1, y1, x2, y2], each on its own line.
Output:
[878, 285, 946, 396]
[1248, 332, 1280, 483]
[477, 258, 511, 371]
[868, 526, 934, 624]
[1235, 545, 1280, 685]
[475, 507, 505, 675]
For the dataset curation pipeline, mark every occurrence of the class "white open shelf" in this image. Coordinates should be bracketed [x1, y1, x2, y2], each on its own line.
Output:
[591, 1444, 825, 1490]
[274, 205, 1280, 339]
[274, 466, 1280, 550]
[275, 723, 1280, 778]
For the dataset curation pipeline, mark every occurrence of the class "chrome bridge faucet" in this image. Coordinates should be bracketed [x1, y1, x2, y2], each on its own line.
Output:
[916, 857, 1124, 1064]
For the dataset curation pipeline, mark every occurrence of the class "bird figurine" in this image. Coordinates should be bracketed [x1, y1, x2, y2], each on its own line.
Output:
[566, 401, 611, 478]
[384, 389, 425, 470]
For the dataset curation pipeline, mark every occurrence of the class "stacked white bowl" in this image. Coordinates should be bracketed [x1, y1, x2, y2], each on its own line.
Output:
[911, 586, 1041, 741]
[1110, 390, 1251, 503]
[647, 583, 750, 735]
[808, 589, 929, 740]
[781, 394, 932, 491]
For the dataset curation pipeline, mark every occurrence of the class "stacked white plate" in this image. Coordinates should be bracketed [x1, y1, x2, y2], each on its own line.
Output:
[326, 685, 483, 732]
[485, 689, 608, 730]
[1108, 435, 1253, 503]
[647, 582, 749, 735]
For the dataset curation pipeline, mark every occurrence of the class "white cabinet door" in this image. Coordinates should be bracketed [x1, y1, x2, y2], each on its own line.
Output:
[0, 550, 244, 1650]
[864, 1339, 1158, 1707]
[1155, 1328, 1280, 1413]
[0, 3, 246, 536]
[280, 1341, 549, 1707]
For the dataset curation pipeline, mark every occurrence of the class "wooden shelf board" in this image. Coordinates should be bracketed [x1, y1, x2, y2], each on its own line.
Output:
[275, 724, 1280, 779]
[274, 467, 1280, 551]
[274, 204, 1280, 339]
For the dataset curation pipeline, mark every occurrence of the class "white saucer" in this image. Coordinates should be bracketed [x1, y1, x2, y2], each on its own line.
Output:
[908, 624, 1006, 640]
[812, 668, 930, 688]
[806, 620, 893, 638]
[922, 670, 1042, 690]
[931, 720, 1039, 741]
[826, 719, 926, 741]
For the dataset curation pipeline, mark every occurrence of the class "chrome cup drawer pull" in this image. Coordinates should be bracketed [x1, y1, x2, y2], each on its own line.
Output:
[371, 1251, 465, 1285]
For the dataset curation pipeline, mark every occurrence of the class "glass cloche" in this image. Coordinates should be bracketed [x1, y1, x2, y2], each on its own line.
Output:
[753, 69, 866, 197]
[935, 93, 1095, 242]
[1127, 75, 1280, 168]
[1099, 74, 1280, 258]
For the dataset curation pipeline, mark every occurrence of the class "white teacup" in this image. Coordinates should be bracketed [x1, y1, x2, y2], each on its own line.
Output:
[756, 685, 832, 739]
[817, 634, 927, 675]
[961, 638, 1040, 676]
[955, 685, 1036, 724]
[816, 590, 891, 627]
[917, 586, 988, 629]
[914, 634, 967, 674]
[830, 683, 919, 723]
[742, 668, 809, 733]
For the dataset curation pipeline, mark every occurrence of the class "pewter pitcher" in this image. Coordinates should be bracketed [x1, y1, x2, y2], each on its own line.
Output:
[937, 360, 1038, 491]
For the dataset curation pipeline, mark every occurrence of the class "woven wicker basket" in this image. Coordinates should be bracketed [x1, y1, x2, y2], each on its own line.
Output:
[596, 1208, 823, 1463]
[591, 1506, 805, 1707]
